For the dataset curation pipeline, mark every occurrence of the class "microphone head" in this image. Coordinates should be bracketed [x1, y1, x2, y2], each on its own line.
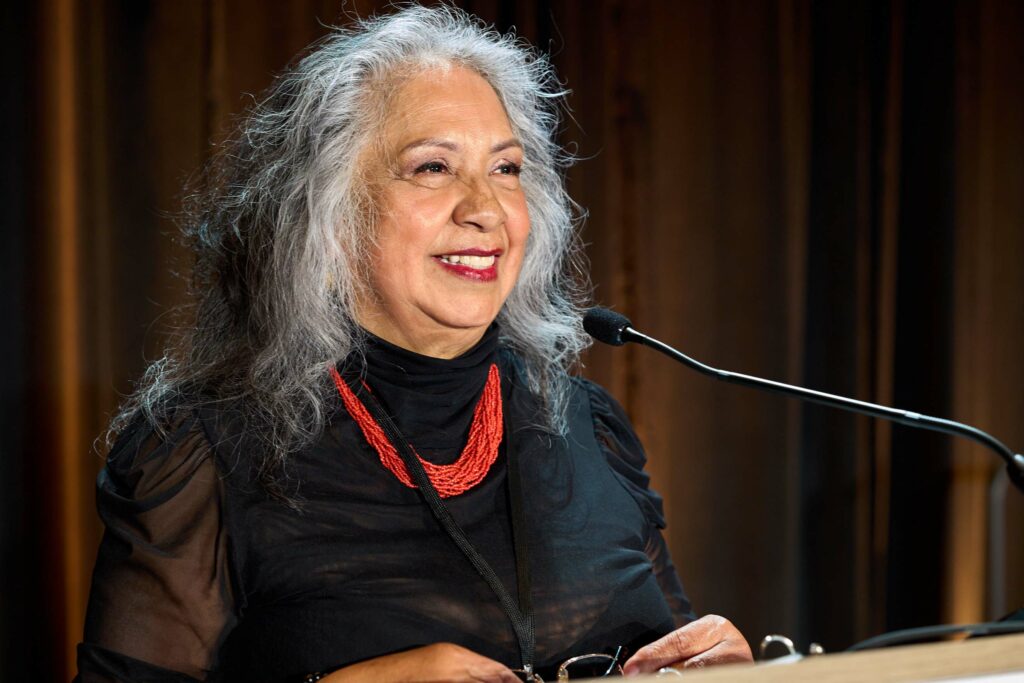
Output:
[583, 307, 634, 346]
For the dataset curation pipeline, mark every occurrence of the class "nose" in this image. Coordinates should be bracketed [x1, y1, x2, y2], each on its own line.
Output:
[453, 178, 507, 232]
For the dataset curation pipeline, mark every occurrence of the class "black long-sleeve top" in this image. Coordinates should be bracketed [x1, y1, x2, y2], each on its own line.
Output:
[77, 327, 694, 682]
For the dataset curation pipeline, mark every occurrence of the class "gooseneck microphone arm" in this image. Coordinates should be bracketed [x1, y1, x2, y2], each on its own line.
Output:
[583, 307, 1024, 494]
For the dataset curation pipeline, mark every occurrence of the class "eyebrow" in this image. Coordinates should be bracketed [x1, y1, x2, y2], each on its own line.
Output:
[489, 138, 523, 154]
[399, 137, 523, 155]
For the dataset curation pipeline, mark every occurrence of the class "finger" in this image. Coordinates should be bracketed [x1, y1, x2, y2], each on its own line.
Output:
[466, 662, 521, 683]
[623, 615, 735, 676]
[618, 626, 716, 671]
[478, 669, 522, 683]
[678, 637, 753, 670]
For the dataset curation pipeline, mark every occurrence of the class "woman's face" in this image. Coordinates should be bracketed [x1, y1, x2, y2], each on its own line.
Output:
[357, 65, 530, 358]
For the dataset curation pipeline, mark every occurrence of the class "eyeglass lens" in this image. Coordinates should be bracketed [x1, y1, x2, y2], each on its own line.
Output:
[557, 653, 624, 680]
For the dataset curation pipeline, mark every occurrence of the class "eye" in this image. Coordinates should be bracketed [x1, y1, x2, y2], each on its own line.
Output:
[414, 160, 449, 174]
[494, 161, 522, 176]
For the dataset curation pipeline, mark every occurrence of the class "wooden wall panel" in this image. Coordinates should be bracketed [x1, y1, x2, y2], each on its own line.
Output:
[212, 0, 339, 139]
[638, 0, 800, 646]
[85, 0, 208, 375]
[983, 0, 1024, 617]
[888, 0, 958, 633]
[561, 1, 629, 399]
[799, 0, 882, 648]
[0, 2, 33, 679]
[949, 0, 1024, 622]
[63, 0, 211, 677]
[36, 1, 87, 677]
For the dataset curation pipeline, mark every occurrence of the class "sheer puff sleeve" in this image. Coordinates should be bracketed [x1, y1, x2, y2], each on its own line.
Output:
[77, 412, 239, 682]
[584, 380, 697, 626]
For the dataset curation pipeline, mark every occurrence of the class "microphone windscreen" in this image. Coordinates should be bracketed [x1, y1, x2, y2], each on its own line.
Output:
[583, 308, 633, 346]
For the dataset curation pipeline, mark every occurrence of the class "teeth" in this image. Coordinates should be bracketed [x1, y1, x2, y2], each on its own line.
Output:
[440, 254, 496, 269]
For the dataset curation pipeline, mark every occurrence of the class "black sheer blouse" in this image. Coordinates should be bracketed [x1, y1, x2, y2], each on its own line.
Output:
[77, 328, 694, 682]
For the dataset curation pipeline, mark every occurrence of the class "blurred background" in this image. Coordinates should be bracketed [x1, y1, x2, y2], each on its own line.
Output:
[2, 1, 1023, 680]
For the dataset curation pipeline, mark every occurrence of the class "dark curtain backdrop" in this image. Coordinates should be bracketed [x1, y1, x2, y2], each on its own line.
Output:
[2, 1, 1022, 681]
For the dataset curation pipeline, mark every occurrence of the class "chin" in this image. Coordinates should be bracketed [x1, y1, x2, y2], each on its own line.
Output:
[436, 314, 499, 332]
[430, 304, 501, 331]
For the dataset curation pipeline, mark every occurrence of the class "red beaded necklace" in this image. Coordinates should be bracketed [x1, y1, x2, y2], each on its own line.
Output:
[329, 363, 503, 498]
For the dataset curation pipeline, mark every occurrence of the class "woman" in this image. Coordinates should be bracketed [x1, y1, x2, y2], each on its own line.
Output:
[77, 6, 752, 682]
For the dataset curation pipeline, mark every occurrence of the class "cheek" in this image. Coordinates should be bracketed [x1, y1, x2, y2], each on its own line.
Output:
[370, 217, 423, 299]
[379, 189, 454, 246]
[501, 187, 530, 235]
[374, 199, 437, 260]
[506, 198, 531, 266]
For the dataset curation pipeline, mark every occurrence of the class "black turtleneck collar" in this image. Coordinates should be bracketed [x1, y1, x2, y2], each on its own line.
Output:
[353, 325, 501, 465]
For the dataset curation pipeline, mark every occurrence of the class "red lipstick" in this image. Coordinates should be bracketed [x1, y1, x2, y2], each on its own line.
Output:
[442, 248, 502, 256]
[433, 248, 502, 282]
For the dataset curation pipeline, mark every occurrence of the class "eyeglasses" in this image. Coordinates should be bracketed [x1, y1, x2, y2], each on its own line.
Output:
[511, 647, 684, 682]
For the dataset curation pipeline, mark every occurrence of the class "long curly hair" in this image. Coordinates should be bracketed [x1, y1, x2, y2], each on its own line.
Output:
[109, 4, 591, 496]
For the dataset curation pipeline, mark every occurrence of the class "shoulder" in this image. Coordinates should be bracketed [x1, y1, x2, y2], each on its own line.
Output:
[95, 407, 243, 576]
[571, 376, 627, 417]
[496, 351, 647, 472]
[570, 376, 667, 529]
[101, 409, 217, 503]
[570, 377, 645, 464]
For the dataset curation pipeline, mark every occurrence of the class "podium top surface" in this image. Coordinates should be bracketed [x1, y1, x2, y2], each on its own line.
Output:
[626, 632, 1024, 682]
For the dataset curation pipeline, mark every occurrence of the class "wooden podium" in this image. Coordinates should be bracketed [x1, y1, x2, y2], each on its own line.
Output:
[630, 633, 1024, 682]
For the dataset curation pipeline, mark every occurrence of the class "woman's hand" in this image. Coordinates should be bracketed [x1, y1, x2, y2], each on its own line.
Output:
[322, 642, 522, 683]
[622, 615, 753, 676]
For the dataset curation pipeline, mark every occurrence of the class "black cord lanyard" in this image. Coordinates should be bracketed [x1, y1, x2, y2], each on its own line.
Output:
[350, 375, 536, 675]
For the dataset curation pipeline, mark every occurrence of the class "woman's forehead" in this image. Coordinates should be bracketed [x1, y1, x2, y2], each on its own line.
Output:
[379, 66, 515, 150]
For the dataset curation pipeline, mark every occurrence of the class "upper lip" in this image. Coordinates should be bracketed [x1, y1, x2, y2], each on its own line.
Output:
[435, 248, 503, 257]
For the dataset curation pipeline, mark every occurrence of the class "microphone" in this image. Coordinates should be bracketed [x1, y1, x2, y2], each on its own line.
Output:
[581, 307, 634, 346]
[582, 307, 1024, 494]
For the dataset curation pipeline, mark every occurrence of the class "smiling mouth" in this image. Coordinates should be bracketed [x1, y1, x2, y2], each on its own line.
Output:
[438, 253, 496, 269]
[433, 250, 501, 282]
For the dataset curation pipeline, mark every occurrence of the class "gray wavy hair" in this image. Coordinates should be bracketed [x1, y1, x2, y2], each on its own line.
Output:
[111, 4, 591, 495]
